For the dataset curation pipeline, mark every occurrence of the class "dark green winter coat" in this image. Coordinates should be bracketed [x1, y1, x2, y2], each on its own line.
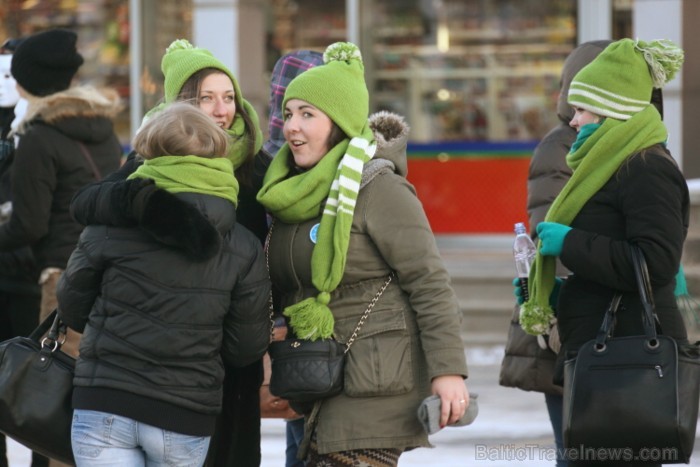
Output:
[267, 112, 468, 453]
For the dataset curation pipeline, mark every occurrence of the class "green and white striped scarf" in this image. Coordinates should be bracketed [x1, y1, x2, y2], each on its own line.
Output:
[257, 125, 376, 340]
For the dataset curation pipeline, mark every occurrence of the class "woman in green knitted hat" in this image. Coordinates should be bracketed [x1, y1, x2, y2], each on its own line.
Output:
[68, 39, 270, 467]
[257, 42, 469, 466]
[58, 102, 270, 467]
[519, 38, 688, 466]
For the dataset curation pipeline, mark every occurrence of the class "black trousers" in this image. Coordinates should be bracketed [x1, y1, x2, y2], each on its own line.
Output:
[205, 359, 264, 467]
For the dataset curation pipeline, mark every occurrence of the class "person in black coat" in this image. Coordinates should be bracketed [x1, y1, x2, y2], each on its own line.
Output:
[69, 39, 270, 466]
[520, 38, 688, 467]
[0, 29, 123, 369]
[57, 102, 270, 466]
[500, 40, 611, 467]
[0, 37, 49, 467]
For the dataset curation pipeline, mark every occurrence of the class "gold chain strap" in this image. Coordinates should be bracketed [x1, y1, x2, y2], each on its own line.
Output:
[264, 221, 275, 343]
[344, 274, 393, 354]
[266, 220, 393, 350]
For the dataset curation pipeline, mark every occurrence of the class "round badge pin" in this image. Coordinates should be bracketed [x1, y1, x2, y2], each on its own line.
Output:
[309, 223, 319, 244]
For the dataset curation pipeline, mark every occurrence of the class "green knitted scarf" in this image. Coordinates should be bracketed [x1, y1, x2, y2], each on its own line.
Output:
[520, 104, 667, 335]
[142, 100, 263, 170]
[257, 127, 376, 340]
[128, 155, 239, 206]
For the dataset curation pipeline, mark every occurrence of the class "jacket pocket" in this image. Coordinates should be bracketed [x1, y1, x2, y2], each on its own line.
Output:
[338, 308, 414, 397]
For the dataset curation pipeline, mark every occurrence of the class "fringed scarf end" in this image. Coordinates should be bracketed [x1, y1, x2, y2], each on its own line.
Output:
[284, 293, 335, 341]
[520, 301, 555, 336]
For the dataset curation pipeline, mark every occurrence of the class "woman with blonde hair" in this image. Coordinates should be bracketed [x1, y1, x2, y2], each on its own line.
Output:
[69, 39, 271, 466]
[58, 102, 270, 466]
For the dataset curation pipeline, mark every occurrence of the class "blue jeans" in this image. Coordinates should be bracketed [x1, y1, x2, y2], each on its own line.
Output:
[71, 409, 210, 467]
[285, 417, 305, 467]
[544, 393, 568, 467]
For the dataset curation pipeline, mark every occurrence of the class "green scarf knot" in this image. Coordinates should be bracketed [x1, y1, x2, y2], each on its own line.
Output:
[128, 155, 239, 206]
[258, 124, 376, 340]
[521, 105, 667, 335]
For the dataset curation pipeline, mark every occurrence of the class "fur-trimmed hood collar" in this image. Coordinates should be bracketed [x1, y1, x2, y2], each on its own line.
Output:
[368, 110, 410, 177]
[136, 187, 232, 262]
[15, 85, 122, 143]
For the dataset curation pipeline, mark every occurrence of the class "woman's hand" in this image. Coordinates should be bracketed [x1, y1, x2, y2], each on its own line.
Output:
[431, 375, 469, 428]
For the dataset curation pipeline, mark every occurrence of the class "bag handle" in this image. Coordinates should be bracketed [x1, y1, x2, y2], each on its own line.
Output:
[28, 308, 59, 341]
[28, 308, 66, 352]
[630, 245, 660, 338]
[594, 245, 659, 348]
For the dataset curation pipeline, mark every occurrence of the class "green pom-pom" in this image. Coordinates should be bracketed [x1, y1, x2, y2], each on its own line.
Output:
[324, 42, 362, 65]
[166, 39, 194, 54]
[284, 296, 335, 341]
[519, 302, 554, 336]
[635, 39, 684, 88]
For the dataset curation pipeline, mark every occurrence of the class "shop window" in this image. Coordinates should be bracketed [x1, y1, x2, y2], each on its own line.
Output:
[136, 0, 192, 118]
[1, 0, 131, 146]
[364, 0, 577, 143]
[613, 0, 634, 39]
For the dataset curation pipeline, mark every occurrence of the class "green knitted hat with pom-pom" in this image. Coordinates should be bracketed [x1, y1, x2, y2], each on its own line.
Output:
[568, 38, 683, 120]
[260, 42, 377, 342]
[161, 39, 242, 104]
[283, 42, 368, 137]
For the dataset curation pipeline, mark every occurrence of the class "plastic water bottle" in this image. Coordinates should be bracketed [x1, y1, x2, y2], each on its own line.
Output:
[513, 222, 537, 303]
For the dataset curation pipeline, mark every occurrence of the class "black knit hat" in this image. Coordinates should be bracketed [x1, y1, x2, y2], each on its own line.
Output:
[11, 29, 84, 97]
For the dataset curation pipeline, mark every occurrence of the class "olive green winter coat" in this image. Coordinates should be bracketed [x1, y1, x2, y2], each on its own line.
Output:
[267, 112, 468, 454]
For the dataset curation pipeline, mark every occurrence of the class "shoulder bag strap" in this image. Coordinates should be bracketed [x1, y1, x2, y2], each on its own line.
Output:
[265, 219, 394, 350]
[594, 293, 623, 347]
[630, 245, 660, 339]
[77, 142, 102, 181]
[595, 245, 660, 346]
[264, 221, 275, 342]
[344, 274, 393, 354]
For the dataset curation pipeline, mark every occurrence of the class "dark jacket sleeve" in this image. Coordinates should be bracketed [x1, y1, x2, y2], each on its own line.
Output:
[561, 150, 688, 292]
[220, 229, 271, 368]
[0, 131, 57, 249]
[70, 151, 142, 226]
[56, 226, 105, 332]
[235, 150, 272, 243]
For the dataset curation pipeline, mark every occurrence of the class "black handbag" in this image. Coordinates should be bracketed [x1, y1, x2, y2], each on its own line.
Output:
[0, 310, 75, 465]
[563, 246, 700, 464]
[268, 338, 346, 403]
[268, 275, 393, 403]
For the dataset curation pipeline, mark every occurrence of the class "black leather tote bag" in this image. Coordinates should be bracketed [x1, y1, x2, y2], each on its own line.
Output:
[563, 246, 700, 464]
[0, 310, 75, 465]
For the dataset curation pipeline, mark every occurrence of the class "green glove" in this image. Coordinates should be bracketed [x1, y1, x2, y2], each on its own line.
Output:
[515, 277, 563, 308]
[513, 278, 525, 305]
[536, 222, 572, 256]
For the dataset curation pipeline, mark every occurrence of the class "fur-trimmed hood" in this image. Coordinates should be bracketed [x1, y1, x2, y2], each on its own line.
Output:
[137, 189, 232, 262]
[367, 110, 410, 178]
[15, 85, 122, 143]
